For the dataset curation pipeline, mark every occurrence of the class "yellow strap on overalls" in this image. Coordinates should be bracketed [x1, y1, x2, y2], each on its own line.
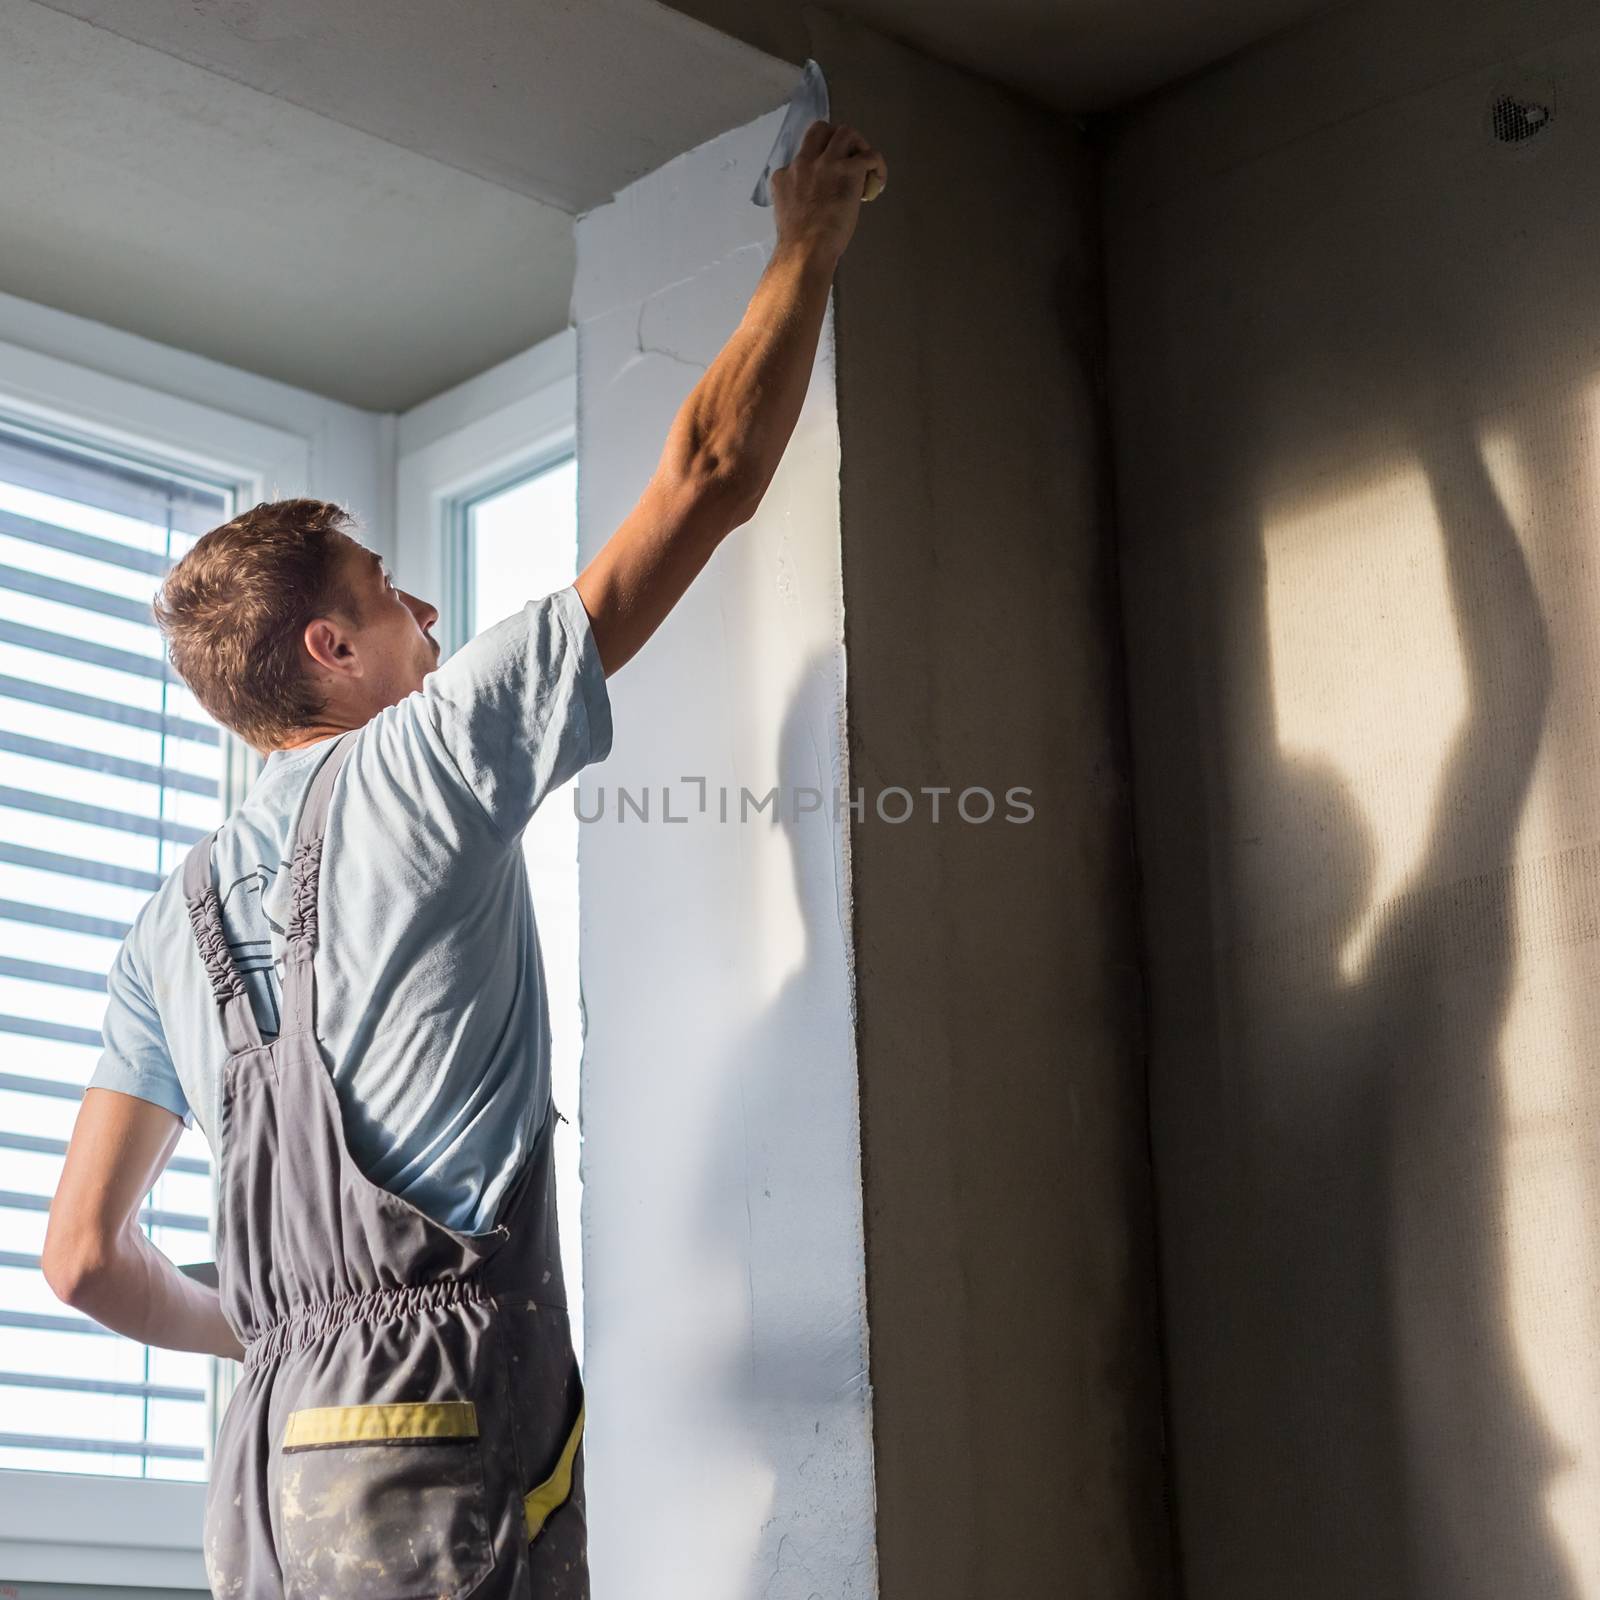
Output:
[524, 1400, 585, 1544]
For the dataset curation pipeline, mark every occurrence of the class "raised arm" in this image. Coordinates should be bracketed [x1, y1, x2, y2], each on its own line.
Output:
[574, 120, 886, 675]
[43, 1087, 243, 1359]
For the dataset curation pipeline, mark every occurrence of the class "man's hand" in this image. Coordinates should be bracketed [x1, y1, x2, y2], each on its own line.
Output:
[770, 120, 888, 266]
[574, 121, 886, 676]
[43, 1088, 243, 1360]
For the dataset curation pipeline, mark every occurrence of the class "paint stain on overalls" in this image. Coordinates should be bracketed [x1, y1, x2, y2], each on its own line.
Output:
[182, 731, 588, 1598]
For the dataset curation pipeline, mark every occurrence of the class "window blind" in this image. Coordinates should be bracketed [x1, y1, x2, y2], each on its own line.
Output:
[0, 417, 231, 1480]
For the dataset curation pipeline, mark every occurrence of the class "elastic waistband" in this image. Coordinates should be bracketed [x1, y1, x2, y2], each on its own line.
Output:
[243, 1277, 490, 1372]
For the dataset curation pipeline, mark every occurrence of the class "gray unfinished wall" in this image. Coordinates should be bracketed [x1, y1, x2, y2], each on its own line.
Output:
[1107, 1, 1600, 1594]
[815, 12, 1173, 1600]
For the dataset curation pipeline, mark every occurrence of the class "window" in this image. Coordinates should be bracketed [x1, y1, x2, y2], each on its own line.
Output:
[457, 455, 586, 1355]
[0, 417, 232, 1479]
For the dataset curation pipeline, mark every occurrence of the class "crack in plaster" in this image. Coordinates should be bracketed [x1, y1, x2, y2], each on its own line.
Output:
[635, 292, 710, 373]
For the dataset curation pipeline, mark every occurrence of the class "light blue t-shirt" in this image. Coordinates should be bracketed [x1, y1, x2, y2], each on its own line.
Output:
[89, 585, 612, 1235]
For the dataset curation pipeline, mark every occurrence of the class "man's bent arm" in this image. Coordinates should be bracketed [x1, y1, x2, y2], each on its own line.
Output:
[575, 120, 886, 675]
[44, 1087, 244, 1360]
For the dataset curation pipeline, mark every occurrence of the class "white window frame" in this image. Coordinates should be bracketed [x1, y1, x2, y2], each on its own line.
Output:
[444, 447, 577, 655]
[0, 334, 310, 508]
[0, 321, 332, 1591]
[395, 328, 575, 648]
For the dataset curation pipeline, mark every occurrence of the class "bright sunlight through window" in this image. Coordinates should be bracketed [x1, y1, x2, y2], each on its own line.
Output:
[462, 457, 586, 1358]
[0, 418, 230, 1479]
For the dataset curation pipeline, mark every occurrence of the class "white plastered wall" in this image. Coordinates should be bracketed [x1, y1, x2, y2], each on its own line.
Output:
[571, 110, 876, 1599]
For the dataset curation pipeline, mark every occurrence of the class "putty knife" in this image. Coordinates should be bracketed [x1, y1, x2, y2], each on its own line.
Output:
[752, 58, 883, 207]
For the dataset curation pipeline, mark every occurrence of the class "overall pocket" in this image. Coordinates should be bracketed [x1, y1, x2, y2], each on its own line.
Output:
[278, 1401, 493, 1600]
[524, 1394, 585, 1545]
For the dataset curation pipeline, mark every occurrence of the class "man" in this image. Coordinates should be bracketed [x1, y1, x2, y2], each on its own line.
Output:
[41, 120, 886, 1598]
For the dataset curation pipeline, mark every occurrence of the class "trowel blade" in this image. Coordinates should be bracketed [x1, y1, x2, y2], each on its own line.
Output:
[752, 58, 829, 208]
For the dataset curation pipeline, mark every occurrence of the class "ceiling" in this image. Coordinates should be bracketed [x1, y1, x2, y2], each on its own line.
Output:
[3, 0, 1341, 412]
[658, 0, 1346, 116]
[2, 0, 792, 410]
[29, 0, 797, 215]
[0, 3, 567, 411]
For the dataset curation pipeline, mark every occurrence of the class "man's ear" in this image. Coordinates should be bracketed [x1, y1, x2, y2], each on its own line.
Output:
[303, 615, 362, 677]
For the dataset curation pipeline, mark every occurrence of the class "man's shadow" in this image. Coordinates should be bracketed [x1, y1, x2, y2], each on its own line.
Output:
[696, 659, 875, 1600]
[1220, 425, 1569, 1597]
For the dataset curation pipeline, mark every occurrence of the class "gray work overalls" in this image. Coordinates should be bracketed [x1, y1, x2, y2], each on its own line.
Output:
[180, 730, 588, 1600]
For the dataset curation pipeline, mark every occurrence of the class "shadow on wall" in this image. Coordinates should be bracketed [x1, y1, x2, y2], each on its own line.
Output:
[1222, 431, 1567, 1597]
[1106, 26, 1600, 1590]
[697, 657, 873, 1600]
